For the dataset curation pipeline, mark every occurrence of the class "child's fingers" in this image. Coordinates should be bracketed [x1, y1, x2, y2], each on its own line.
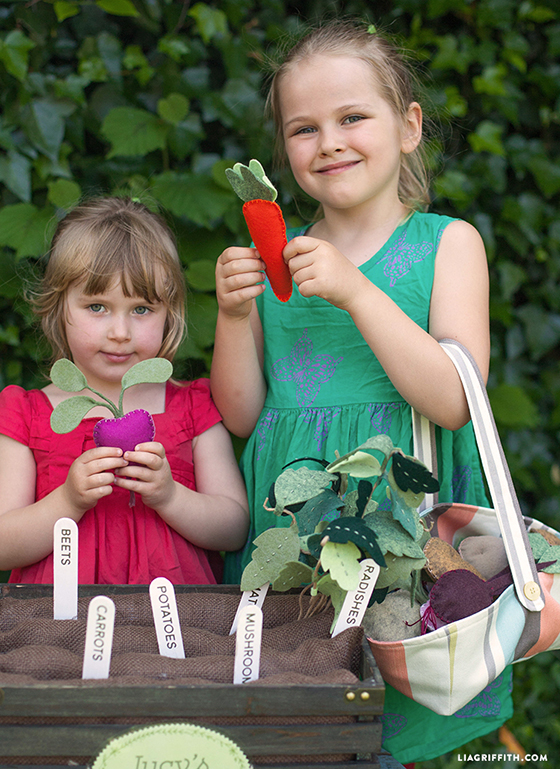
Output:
[283, 235, 320, 262]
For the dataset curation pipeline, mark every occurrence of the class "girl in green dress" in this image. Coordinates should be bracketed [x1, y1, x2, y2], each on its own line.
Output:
[211, 19, 512, 766]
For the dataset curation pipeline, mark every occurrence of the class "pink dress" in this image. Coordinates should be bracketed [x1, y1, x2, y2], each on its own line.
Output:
[0, 379, 223, 585]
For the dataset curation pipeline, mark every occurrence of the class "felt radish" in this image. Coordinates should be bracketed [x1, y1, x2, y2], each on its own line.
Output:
[225, 159, 292, 303]
[49, 357, 172, 451]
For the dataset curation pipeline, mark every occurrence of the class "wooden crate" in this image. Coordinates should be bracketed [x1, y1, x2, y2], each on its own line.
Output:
[0, 584, 393, 769]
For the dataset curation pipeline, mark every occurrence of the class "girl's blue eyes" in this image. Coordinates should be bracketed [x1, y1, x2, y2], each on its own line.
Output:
[294, 115, 365, 134]
[88, 304, 151, 315]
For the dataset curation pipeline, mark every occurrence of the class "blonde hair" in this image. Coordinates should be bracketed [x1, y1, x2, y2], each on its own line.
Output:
[32, 197, 186, 363]
[267, 19, 431, 212]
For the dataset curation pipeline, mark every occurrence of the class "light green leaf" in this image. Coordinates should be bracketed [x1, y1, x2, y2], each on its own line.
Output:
[468, 121, 505, 156]
[321, 540, 361, 591]
[54, 1, 80, 22]
[95, 0, 139, 16]
[357, 434, 395, 456]
[273, 467, 333, 515]
[102, 107, 168, 158]
[120, 358, 173, 392]
[387, 466, 424, 539]
[528, 532, 560, 573]
[47, 179, 82, 211]
[0, 203, 56, 259]
[50, 359, 87, 392]
[50, 395, 104, 434]
[316, 572, 347, 632]
[240, 524, 300, 591]
[188, 3, 228, 44]
[326, 450, 382, 478]
[362, 509, 425, 558]
[151, 172, 233, 227]
[157, 93, 189, 126]
[375, 554, 426, 590]
[225, 159, 277, 203]
[272, 561, 313, 591]
[0, 30, 35, 82]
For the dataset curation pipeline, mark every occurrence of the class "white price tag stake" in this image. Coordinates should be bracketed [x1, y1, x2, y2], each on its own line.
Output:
[233, 605, 263, 684]
[53, 517, 78, 620]
[229, 583, 269, 635]
[331, 559, 380, 637]
[149, 577, 185, 659]
[82, 595, 115, 679]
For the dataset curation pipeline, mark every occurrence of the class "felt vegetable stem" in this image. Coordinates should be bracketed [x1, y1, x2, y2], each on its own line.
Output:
[49, 358, 173, 453]
[225, 159, 292, 303]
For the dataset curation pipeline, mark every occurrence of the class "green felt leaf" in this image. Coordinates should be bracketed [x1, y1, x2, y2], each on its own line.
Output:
[357, 434, 395, 457]
[273, 467, 333, 515]
[50, 359, 88, 392]
[387, 467, 424, 538]
[295, 489, 344, 536]
[528, 532, 560, 573]
[316, 573, 347, 633]
[322, 518, 386, 567]
[121, 358, 173, 391]
[225, 159, 277, 203]
[391, 453, 439, 494]
[321, 540, 362, 591]
[362, 509, 425, 558]
[272, 561, 313, 591]
[240, 524, 300, 591]
[375, 554, 426, 590]
[50, 395, 104, 433]
[326, 450, 382, 478]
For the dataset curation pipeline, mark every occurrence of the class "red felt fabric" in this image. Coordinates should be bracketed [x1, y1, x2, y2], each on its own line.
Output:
[243, 198, 292, 302]
[0, 380, 222, 585]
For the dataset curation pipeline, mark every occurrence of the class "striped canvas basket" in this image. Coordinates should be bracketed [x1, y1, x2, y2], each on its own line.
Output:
[367, 339, 560, 716]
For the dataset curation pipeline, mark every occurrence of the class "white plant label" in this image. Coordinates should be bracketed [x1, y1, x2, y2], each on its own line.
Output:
[149, 577, 185, 659]
[229, 583, 269, 635]
[331, 558, 380, 637]
[233, 605, 263, 684]
[82, 595, 115, 679]
[53, 517, 78, 620]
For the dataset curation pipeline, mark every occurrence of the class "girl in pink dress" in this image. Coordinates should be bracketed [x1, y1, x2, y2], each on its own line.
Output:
[0, 197, 249, 585]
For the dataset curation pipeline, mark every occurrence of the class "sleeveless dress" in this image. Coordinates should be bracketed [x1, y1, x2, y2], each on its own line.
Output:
[223, 211, 513, 763]
[0, 379, 223, 585]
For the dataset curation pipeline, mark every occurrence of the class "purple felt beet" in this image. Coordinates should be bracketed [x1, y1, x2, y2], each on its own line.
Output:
[93, 409, 155, 453]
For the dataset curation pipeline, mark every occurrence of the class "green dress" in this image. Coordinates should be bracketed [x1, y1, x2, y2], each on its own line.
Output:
[223, 211, 513, 763]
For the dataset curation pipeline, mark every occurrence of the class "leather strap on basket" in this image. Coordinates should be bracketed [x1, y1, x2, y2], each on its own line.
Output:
[435, 339, 544, 612]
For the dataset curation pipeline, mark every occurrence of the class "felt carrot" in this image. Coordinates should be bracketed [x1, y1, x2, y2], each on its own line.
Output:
[226, 159, 292, 303]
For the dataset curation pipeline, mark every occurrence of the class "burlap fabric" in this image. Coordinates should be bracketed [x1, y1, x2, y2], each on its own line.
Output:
[0, 590, 366, 766]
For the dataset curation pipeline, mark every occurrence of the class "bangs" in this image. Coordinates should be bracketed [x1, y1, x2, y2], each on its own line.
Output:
[72, 223, 171, 304]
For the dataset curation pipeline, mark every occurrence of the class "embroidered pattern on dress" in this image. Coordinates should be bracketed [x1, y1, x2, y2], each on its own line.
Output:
[452, 466, 472, 503]
[368, 402, 400, 434]
[299, 406, 342, 451]
[255, 410, 279, 461]
[376, 227, 435, 286]
[271, 329, 342, 407]
[454, 672, 508, 718]
[380, 712, 407, 740]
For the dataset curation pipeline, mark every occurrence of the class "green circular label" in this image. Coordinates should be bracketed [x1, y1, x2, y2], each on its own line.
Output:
[92, 723, 252, 769]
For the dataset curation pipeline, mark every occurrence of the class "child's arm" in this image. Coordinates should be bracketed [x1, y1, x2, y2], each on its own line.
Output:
[284, 220, 489, 431]
[0, 435, 127, 570]
[114, 422, 250, 551]
[211, 245, 267, 437]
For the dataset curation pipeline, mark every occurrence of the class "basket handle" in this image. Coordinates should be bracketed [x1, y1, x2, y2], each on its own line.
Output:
[415, 339, 543, 612]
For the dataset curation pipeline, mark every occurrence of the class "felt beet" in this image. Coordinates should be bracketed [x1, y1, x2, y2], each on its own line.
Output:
[49, 358, 172, 449]
[93, 409, 155, 453]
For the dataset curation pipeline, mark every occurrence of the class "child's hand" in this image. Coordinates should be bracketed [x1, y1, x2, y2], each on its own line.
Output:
[63, 447, 127, 513]
[215, 246, 266, 319]
[114, 442, 176, 511]
[283, 236, 366, 309]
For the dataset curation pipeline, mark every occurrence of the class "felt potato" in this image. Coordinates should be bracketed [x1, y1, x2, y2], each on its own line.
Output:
[49, 357, 172, 453]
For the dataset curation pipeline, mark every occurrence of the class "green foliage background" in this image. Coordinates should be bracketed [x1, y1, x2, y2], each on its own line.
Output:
[0, 0, 558, 766]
